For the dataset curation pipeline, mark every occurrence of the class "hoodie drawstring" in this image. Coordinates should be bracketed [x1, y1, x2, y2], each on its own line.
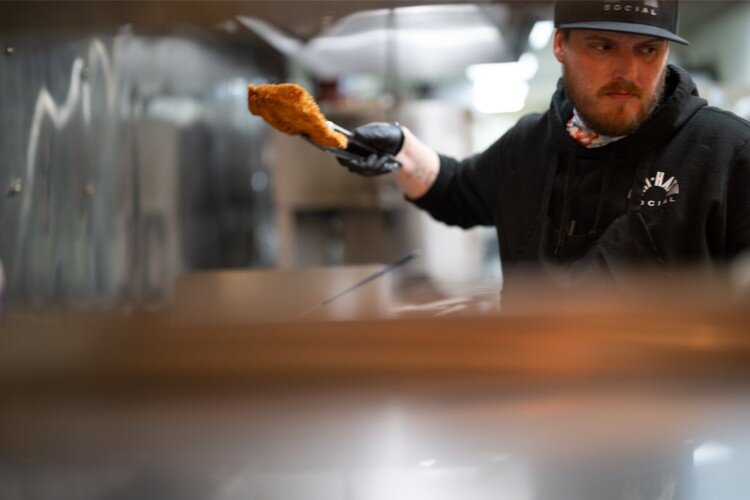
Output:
[539, 148, 657, 261]
[539, 155, 559, 219]
[512, 153, 558, 264]
[588, 150, 618, 242]
[554, 150, 577, 256]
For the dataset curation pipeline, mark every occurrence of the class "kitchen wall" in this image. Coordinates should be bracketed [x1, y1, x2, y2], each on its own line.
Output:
[0, 28, 278, 309]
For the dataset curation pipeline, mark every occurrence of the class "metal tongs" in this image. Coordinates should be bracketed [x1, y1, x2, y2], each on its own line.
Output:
[301, 121, 402, 172]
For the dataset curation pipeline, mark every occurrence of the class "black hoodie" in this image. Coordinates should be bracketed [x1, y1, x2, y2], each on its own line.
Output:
[411, 65, 750, 281]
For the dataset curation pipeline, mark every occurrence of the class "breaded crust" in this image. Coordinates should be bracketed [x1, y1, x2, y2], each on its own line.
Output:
[247, 83, 348, 149]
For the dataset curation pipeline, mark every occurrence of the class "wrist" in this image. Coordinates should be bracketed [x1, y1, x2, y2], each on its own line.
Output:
[393, 127, 440, 199]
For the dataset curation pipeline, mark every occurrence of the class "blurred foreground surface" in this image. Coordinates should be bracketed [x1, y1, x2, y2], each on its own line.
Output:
[2, 270, 750, 500]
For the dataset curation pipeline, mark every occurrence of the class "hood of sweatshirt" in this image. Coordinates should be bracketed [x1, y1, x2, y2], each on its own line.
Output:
[541, 65, 708, 263]
[548, 64, 706, 159]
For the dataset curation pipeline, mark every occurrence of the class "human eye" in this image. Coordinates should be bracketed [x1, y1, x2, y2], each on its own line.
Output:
[590, 42, 613, 52]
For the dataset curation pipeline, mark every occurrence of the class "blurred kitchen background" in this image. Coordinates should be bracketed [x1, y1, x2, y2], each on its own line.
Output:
[3, 4, 750, 500]
[1, 0, 749, 310]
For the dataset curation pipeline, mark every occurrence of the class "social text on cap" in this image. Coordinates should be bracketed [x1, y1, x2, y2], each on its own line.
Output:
[603, 3, 659, 16]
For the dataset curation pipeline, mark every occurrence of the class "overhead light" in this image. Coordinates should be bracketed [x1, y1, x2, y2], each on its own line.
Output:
[528, 20, 554, 51]
[472, 80, 529, 114]
[419, 459, 437, 468]
[466, 53, 539, 114]
[693, 441, 734, 466]
[466, 52, 538, 82]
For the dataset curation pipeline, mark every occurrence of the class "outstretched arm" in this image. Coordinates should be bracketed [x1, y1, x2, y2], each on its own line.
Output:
[335, 121, 500, 228]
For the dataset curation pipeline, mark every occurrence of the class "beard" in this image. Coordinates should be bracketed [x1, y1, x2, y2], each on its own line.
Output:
[562, 63, 667, 136]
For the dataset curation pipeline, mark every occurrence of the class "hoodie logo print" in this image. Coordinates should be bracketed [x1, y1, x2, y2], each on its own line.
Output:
[641, 171, 679, 207]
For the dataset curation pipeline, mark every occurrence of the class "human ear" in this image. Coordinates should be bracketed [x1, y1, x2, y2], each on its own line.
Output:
[553, 29, 565, 63]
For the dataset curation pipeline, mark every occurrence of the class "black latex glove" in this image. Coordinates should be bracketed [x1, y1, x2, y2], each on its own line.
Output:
[336, 122, 404, 177]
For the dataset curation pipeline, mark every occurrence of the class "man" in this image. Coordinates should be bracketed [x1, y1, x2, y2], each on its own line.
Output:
[337, 0, 750, 293]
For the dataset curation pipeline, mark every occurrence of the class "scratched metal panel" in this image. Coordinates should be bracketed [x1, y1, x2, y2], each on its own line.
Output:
[0, 31, 275, 308]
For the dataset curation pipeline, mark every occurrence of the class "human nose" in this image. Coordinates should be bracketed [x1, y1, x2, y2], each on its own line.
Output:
[612, 51, 638, 81]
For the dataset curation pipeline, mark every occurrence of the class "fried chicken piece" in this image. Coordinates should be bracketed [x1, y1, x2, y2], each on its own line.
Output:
[247, 83, 348, 149]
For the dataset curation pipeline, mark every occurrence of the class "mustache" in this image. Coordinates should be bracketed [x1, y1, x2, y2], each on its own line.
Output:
[598, 81, 643, 98]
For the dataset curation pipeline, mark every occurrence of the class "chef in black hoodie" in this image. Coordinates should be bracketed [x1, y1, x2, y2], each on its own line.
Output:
[337, 0, 750, 292]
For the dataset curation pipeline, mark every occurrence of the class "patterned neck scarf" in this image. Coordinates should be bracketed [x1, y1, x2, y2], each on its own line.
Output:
[566, 109, 627, 148]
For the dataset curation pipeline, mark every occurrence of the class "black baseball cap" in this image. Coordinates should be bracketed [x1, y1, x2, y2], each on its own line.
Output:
[554, 1, 689, 45]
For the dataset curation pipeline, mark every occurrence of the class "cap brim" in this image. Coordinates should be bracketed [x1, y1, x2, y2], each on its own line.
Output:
[558, 21, 689, 45]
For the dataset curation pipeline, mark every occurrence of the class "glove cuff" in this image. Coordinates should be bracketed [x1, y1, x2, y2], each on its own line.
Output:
[391, 122, 405, 156]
